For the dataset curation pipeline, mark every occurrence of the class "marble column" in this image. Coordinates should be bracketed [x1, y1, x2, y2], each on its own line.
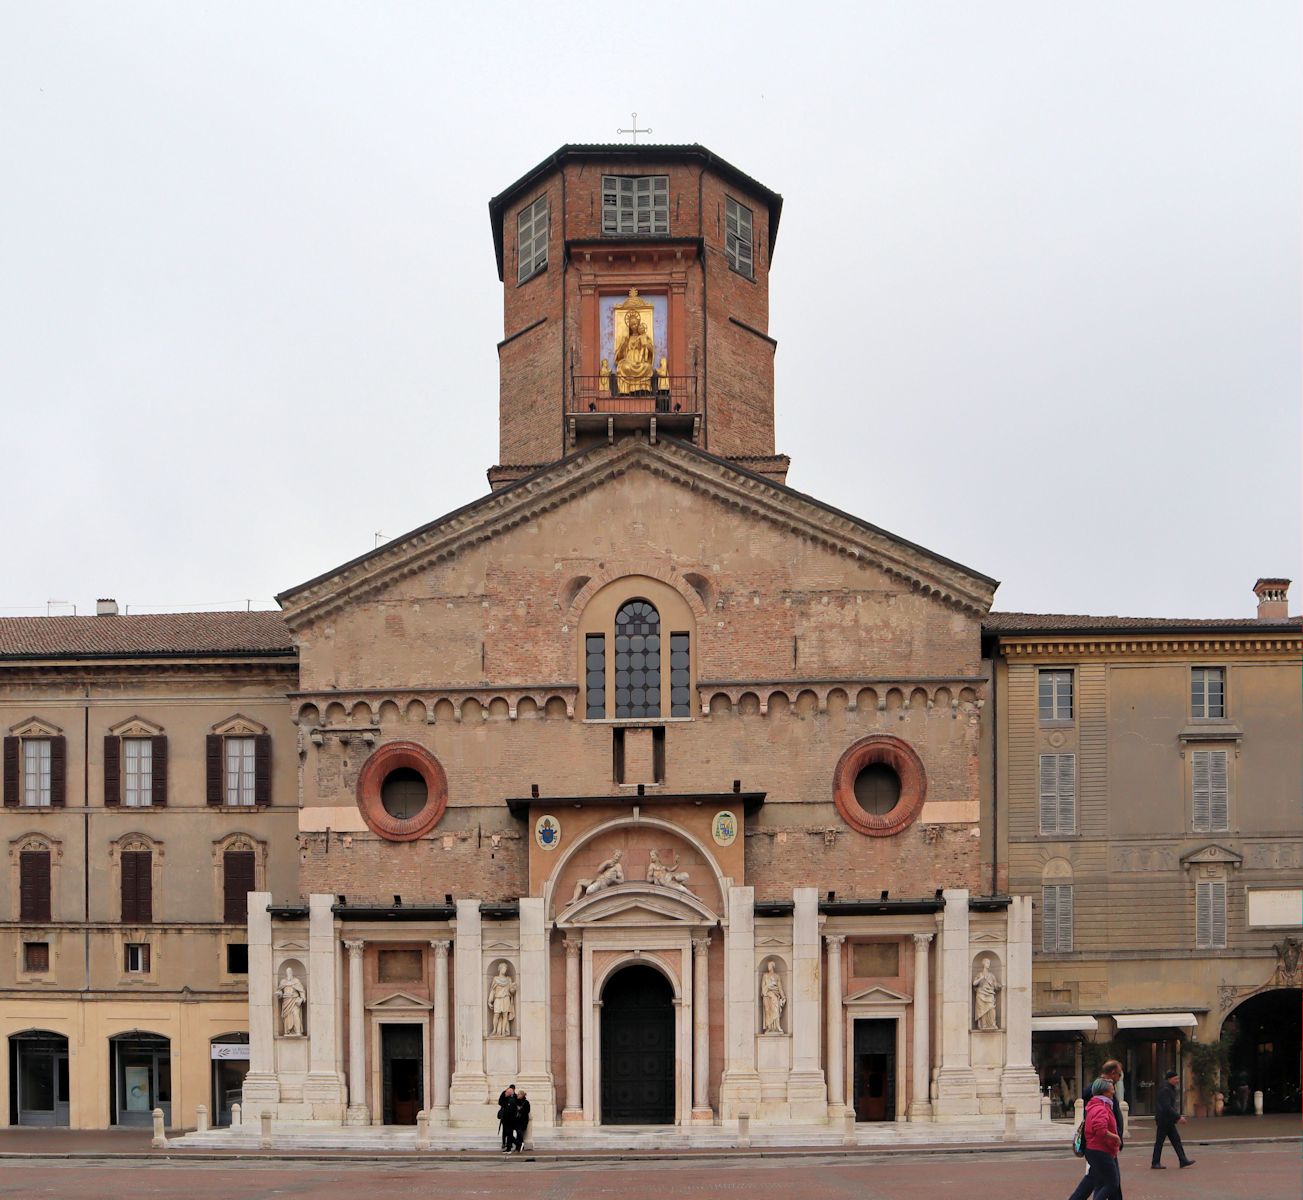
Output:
[933, 888, 978, 1118]
[562, 938, 583, 1122]
[449, 899, 489, 1110]
[344, 939, 368, 1124]
[431, 940, 451, 1124]
[825, 934, 846, 1115]
[692, 936, 712, 1121]
[240, 890, 278, 1118]
[909, 933, 933, 1120]
[1000, 895, 1042, 1114]
[719, 885, 762, 1119]
[515, 897, 556, 1123]
[787, 887, 828, 1117]
[304, 894, 346, 1114]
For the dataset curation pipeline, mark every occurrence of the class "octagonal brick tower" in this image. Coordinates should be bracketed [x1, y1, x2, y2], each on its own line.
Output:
[487, 144, 786, 488]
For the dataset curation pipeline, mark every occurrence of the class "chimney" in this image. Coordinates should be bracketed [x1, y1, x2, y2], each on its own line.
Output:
[1252, 578, 1290, 621]
[96, 598, 119, 617]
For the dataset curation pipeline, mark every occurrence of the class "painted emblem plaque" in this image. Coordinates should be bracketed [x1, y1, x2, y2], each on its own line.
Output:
[535, 815, 561, 850]
[712, 810, 737, 847]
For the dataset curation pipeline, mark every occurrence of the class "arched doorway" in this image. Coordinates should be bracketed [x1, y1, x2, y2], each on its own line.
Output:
[210, 1033, 249, 1127]
[109, 1032, 171, 1126]
[600, 964, 675, 1124]
[1222, 988, 1301, 1114]
[7, 1031, 69, 1126]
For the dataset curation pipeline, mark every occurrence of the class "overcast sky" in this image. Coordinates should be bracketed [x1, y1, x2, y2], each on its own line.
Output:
[2, 1, 1298, 620]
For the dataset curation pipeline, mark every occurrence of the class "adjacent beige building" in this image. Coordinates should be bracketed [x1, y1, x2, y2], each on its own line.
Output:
[0, 608, 298, 1128]
[989, 578, 1303, 1117]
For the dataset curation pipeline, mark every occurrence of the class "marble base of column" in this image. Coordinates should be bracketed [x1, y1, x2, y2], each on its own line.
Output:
[238, 1073, 279, 1119]
[560, 1107, 587, 1124]
[345, 1103, 370, 1126]
[931, 1067, 980, 1119]
[1000, 1064, 1042, 1116]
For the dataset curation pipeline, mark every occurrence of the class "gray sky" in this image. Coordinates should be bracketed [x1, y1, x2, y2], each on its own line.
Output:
[2, 1, 1298, 620]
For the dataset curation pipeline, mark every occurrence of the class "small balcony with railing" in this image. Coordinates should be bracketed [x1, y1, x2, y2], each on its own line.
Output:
[567, 374, 701, 447]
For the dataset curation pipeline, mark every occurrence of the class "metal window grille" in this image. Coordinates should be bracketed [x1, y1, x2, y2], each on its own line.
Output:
[517, 195, 548, 283]
[670, 632, 691, 717]
[725, 196, 754, 278]
[602, 175, 669, 236]
[614, 600, 661, 718]
[585, 634, 606, 719]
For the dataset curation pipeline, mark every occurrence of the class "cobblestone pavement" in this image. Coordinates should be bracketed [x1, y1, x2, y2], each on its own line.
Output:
[0, 1142, 1294, 1200]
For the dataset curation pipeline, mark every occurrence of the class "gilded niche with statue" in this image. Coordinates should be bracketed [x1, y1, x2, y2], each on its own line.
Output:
[607, 289, 668, 396]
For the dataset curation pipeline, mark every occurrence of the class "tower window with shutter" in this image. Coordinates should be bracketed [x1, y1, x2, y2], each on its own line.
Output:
[226, 737, 257, 806]
[516, 194, 548, 284]
[1191, 667, 1225, 719]
[1038, 670, 1074, 722]
[725, 196, 754, 279]
[19, 849, 52, 922]
[1191, 749, 1229, 832]
[602, 175, 669, 235]
[120, 850, 153, 923]
[1038, 753, 1077, 835]
[1195, 880, 1227, 949]
[123, 738, 153, 807]
[22, 739, 51, 806]
[1042, 884, 1074, 952]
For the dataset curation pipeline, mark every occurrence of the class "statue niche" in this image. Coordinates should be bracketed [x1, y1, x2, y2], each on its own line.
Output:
[971, 953, 1003, 1031]
[487, 960, 517, 1038]
[276, 962, 307, 1037]
[759, 958, 788, 1035]
[613, 289, 656, 395]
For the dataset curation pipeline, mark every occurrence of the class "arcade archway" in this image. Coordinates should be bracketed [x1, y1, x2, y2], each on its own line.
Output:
[1221, 988, 1301, 1114]
[600, 964, 675, 1124]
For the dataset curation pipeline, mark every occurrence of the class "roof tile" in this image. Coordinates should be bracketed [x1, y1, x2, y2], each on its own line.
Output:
[0, 611, 293, 659]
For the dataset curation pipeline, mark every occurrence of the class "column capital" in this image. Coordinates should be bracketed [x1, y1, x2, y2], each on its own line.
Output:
[565, 938, 582, 959]
[824, 934, 846, 948]
[692, 936, 712, 956]
[430, 939, 451, 958]
[912, 932, 934, 948]
[344, 938, 364, 958]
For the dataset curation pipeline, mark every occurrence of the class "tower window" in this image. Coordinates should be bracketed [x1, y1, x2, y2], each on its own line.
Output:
[725, 196, 754, 278]
[614, 600, 661, 718]
[602, 175, 669, 236]
[517, 194, 548, 284]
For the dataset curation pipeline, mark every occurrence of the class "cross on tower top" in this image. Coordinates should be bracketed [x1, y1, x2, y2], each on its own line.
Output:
[616, 112, 652, 143]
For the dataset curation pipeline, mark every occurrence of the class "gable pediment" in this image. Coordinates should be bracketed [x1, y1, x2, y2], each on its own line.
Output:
[277, 438, 996, 627]
[366, 989, 433, 1011]
[557, 882, 719, 928]
[1181, 844, 1243, 870]
[844, 983, 912, 1005]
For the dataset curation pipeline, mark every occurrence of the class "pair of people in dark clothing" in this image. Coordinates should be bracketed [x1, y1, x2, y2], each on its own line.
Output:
[496, 1084, 530, 1153]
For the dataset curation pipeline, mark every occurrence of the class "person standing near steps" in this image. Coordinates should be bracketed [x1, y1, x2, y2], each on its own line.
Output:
[496, 1084, 517, 1152]
[1152, 1069, 1196, 1170]
[511, 1089, 531, 1153]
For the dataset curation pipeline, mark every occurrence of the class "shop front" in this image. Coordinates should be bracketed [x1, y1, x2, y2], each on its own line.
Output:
[110, 1032, 171, 1127]
[1031, 1015, 1096, 1119]
[1112, 1013, 1197, 1116]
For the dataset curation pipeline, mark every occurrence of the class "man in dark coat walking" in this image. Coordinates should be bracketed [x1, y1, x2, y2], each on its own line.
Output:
[1152, 1069, 1195, 1169]
[497, 1084, 517, 1152]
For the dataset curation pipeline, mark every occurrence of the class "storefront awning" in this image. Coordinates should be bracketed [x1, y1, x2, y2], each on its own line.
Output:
[1033, 1015, 1099, 1033]
[1112, 1012, 1199, 1031]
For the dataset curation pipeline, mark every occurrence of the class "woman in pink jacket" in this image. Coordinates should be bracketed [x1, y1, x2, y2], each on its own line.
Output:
[1073, 1076, 1122, 1200]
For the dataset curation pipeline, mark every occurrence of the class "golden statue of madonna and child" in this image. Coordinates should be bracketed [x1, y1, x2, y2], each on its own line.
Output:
[599, 290, 669, 399]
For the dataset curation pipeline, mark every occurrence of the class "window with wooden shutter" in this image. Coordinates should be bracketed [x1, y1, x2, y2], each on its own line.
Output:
[254, 734, 271, 806]
[3, 736, 18, 806]
[1196, 880, 1227, 948]
[602, 175, 669, 235]
[1038, 753, 1076, 834]
[223, 850, 256, 923]
[124, 942, 151, 973]
[49, 735, 66, 807]
[20, 850, 52, 922]
[1042, 884, 1073, 952]
[151, 735, 168, 806]
[121, 850, 152, 923]
[725, 196, 754, 279]
[207, 734, 224, 805]
[104, 735, 122, 806]
[516, 194, 548, 284]
[1192, 749, 1229, 832]
[24, 941, 50, 972]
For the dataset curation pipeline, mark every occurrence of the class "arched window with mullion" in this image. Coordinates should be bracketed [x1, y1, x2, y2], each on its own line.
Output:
[614, 600, 661, 718]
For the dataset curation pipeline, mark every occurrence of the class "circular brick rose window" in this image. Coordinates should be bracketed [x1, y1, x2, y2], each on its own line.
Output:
[832, 735, 927, 837]
[356, 741, 448, 842]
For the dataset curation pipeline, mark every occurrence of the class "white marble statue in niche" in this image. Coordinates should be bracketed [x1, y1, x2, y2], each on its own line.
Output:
[760, 960, 787, 1034]
[645, 848, 693, 894]
[487, 962, 517, 1037]
[277, 966, 307, 1037]
[571, 849, 625, 902]
[972, 956, 1002, 1030]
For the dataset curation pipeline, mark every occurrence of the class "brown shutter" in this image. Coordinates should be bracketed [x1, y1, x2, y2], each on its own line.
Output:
[20, 850, 52, 923]
[223, 850, 256, 923]
[151, 735, 168, 807]
[121, 850, 152, 923]
[253, 734, 271, 807]
[49, 735, 67, 808]
[207, 735, 223, 806]
[3, 737, 17, 807]
[104, 736, 121, 807]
